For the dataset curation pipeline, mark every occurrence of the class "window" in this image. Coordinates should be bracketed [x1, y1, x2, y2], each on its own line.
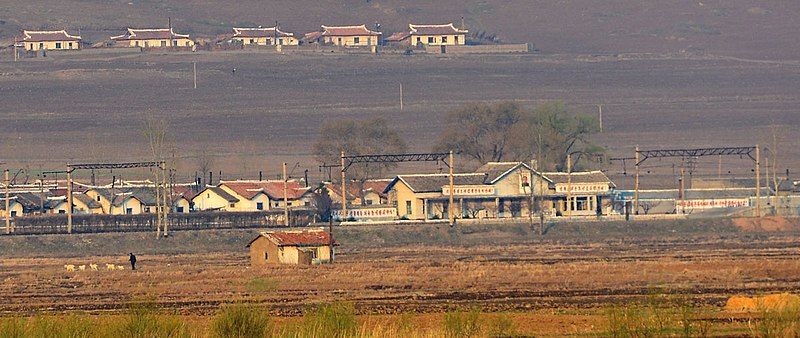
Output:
[176, 206, 184, 213]
[185, 41, 190, 47]
[58, 210, 65, 214]
[264, 252, 269, 260]
[96, 196, 101, 202]
[278, 38, 284, 45]
[68, 42, 73, 49]
[416, 37, 421, 44]
[173, 40, 178, 47]
[161, 40, 167, 47]
[249, 39, 254, 44]
[428, 37, 434, 44]
[405, 201, 412, 215]
[144, 41, 149, 48]
[229, 203, 236, 208]
[366, 200, 373, 205]
[256, 202, 264, 210]
[442, 36, 448, 44]
[126, 208, 133, 215]
[39, 43, 44, 49]
[55, 42, 62, 49]
[135, 41, 140, 47]
[10, 211, 16, 217]
[337, 37, 342, 45]
[354, 37, 360, 44]
[455, 36, 460, 43]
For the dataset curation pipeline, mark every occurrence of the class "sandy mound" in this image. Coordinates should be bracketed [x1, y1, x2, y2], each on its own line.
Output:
[725, 293, 800, 312]
[733, 217, 800, 232]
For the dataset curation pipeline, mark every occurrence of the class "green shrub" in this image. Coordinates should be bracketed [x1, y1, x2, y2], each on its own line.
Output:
[0, 317, 25, 338]
[443, 308, 482, 338]
[212, 305, 272, 338]
[296, 302, 358, 338]
[113, 305, 190, 338]
[750, 303, 800, 337]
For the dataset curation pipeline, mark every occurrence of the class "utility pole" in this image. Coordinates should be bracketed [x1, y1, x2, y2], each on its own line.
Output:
[448, 150, 454, 226]
[634, 146, 640, 216]
[13, 36, 18, 62]
[566, 154, 572, 217]
[679, 166, 686, 214]
[193, 62, 197, 89]
[283, 162, 289, 226]
[4, 169, 9, 234]
[537, 134, 544, 235]
[755, 144, 761, 218]
[598, 104, 603, 133]
[66, 167, 73, 234]
[718, 155, 722, 179]
[399, 83, 404, 111]
[340, 151, 347, 222]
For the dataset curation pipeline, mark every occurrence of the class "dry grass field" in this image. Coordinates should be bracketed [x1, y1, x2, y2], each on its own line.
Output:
[1, 51, 798, 188]
[0, 220, 799, 335]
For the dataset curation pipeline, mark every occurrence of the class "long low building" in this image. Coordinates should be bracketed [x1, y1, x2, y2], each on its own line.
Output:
[382, 162, 617, 221]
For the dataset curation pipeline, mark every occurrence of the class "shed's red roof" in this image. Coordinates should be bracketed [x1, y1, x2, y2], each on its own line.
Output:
[250, 230, 336, 247]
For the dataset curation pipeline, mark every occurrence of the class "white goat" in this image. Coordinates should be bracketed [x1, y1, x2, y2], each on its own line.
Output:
[116, 265, 125, 270]
[64, 265, 75, 272]
[106, 264, 116, 271]
[78, 265, 86, 271]
[89, 264, 98, 271]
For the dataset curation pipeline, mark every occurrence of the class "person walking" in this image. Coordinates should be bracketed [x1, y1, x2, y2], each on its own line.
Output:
[129, 253, 137, 270]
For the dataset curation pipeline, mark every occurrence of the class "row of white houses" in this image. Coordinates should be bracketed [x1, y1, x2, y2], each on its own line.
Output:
[17, 22, 469, 51]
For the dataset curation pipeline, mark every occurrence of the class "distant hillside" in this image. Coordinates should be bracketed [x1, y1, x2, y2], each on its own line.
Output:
[2, 0, 799, 58]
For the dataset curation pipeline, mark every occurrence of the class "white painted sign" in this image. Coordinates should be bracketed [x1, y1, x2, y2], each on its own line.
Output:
[676, 198, 749, 209]
[441, 185, 496, 196]
[555, 183, 609, 193]
[332, 207, 397, 219]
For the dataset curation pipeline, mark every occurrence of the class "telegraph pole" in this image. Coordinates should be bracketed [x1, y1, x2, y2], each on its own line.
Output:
[13, 36, 18, 62]
[598, 104, 603, 133]
[448, 150, 454, 226]
[566, 154, 572, 217]
[66, 167, 73, 234]
[193, 62, 197, 89]
[399, 83, 404, 111]
[634, 146, 640, 216]
[755, 144, 761, 217]
[4, 169, 10, 234]
[283, 162, 289, 226]
[340, 151, 346, 222]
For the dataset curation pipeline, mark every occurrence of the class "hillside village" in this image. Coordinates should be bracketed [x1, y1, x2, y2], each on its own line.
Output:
[14, 21, 530, 56]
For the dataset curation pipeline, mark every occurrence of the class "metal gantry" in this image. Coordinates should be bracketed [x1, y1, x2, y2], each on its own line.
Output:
[633, 146, 761, 218]
[339, 152, 455, 225]
[65, 161, 166, 234]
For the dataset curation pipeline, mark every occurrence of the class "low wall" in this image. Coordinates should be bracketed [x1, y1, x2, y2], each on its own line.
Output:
[427, 44, 531, 54]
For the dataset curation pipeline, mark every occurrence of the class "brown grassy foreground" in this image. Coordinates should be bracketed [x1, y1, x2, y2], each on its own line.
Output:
[1, 220, 800, 335]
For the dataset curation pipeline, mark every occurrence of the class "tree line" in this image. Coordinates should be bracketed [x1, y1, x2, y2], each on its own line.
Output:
[313, 101, 605, 179]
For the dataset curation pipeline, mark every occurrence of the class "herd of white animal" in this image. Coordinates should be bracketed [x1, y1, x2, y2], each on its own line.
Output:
[64, 263, 126, 272]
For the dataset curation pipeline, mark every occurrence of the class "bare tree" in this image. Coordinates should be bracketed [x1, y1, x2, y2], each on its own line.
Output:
[195, 148, 214, 185]
[143, 117, 169, 237]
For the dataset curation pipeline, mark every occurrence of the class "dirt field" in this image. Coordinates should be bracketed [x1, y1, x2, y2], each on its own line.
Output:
[1, 51, 798, 188]
[1, 220, 799, 335]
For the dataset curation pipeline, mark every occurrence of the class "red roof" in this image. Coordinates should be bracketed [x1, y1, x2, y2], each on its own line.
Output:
[321, 25, 381, 37]
[233, 27, 293, 38]
[221, 180, 310, 200]
[111, 28, 190, 41]
[409, 23, 468, 36]
[250, 230, 336, 247]
[23, 30, 81, 42]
